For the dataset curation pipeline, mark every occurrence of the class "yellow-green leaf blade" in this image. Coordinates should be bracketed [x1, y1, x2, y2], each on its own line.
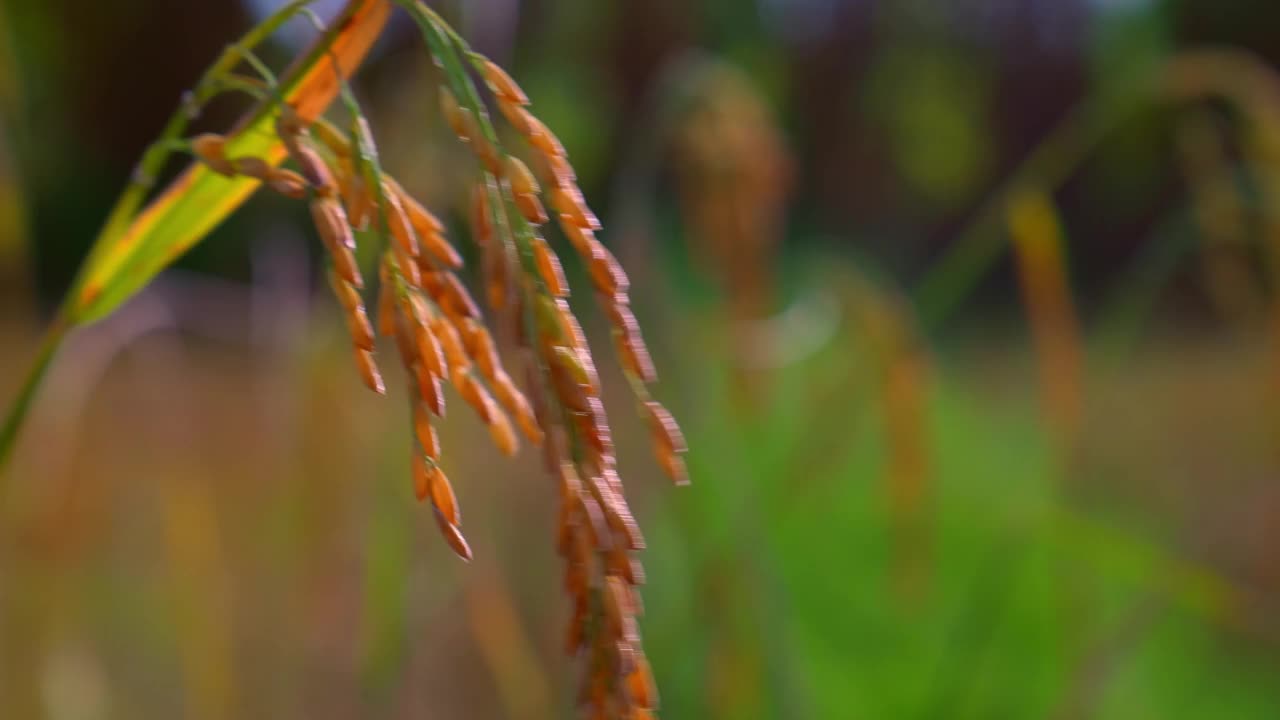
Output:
[1, 0, 391, 474]
[70, 0, 392, 324]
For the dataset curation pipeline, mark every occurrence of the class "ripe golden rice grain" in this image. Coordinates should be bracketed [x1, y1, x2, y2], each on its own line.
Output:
[644, 401, 686, 454]
[493, 371, 542, 443]
[392, 180, 444, 233]
[488, 411, 518, 456]
[548, 186, 600, 231]
[432, 507, 472, 561]
[436, 272, 482, 320]
[455, 371, 495, 425]
[412, 451, 432, 501]
[522, 114, 566, 158]
[585, 240, 628, 296]
[459, 319, 499, 378]
[432, 316, 469, 371]
[418, 230, 463, 270]
[290, 143, 336, 196]
[354, 347, 385, 395]
[428, 465, 460, 527]
[559, 216, 595, 257]
[551, 345, 593, 390]
[328, 268, 362, 312]
[345, 305, 375, 350]
[495, 95, 534, 135]
[328, 242, 363, 291]
[505, 156, 540, 197]
[231, 155, 273, 181]
[531, 236, 568, 297]
[392, 312, 419, 369]
[393, 241, 421, 288]
[311, 121, 351, 158]
[192, 133, 235, 176]
[311, 198, 357, 250]
[345, 174, 373, 231]
[413, 402, 440, 460]
[383, 187, 422, 259]
[615, 330, 653, 384]
[266, 168, 308, 199]
[415, 323, 446, 378]
[473, 132, 503, 176]
[515, 192, 549, 225]
[439, 88, 470, 140]
[415, 362, 445, 416]
[627, 658, 657, 710]
[481, 59, 529, 105]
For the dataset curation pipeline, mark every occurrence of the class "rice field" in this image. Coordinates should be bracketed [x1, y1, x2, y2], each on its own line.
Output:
[3, 1, 1280, 717]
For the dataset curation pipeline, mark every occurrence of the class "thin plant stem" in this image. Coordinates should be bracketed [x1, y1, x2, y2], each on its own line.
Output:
[0, 316, 69, 486]
[913, 68, 1158, 332]
[0, 0, 381, 475]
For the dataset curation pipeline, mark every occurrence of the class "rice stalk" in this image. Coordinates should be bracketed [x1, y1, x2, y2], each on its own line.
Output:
[465, 563, 554, 720]
[0, 5, 687, 714]
[912, 49, 1273, 333]
[0, 0, 392, 472]
[164, 479, 237, 720]
[1164, 50, 1280, 450]
[669, 62, 792, 411]
[1174, 110, 1265, 322]
[1007, 189, 1083, 459]
[395, 5, 686, 714]
[853, 285, 934, 601]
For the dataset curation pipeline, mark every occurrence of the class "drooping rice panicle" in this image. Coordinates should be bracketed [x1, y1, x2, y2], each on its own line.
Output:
[399, 5, 687, 714]
[181, 6, 686, 714]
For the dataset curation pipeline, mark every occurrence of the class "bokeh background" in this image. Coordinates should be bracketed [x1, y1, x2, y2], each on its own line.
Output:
[3, 0, 1280, 717]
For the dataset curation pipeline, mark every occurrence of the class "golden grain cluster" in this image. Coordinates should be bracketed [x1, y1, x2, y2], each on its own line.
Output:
[191, 37, 684, 719]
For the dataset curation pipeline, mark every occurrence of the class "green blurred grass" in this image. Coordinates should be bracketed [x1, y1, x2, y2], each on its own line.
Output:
[642, 317, 1278, 718]
[2, 297, 1279, 717]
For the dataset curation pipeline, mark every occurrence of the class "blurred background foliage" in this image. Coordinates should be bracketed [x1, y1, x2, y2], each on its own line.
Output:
[3, 0, 1280, 717]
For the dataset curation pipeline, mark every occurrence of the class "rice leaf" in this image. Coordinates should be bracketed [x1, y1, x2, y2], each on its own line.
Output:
[0, 0, 391, 472]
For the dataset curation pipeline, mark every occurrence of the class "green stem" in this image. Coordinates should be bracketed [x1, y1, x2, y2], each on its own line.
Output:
[912, 70, 1157, 332]
[1090, 166, 1267, 365]
[0, 314, 70, 482]
[0, 0, 351, 479]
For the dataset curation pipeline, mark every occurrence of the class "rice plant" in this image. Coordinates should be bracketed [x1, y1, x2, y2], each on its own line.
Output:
[0, 2, 686, 716]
